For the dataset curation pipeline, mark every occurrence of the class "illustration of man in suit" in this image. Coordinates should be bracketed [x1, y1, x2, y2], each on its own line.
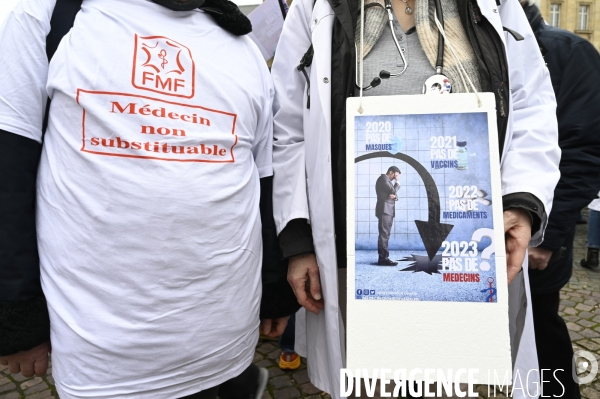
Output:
[375, 166, 401, 266]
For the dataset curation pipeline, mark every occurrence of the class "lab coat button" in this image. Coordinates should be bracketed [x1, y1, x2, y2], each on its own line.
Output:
[493, 8, 498, 12]
[323, 77, 329, 83]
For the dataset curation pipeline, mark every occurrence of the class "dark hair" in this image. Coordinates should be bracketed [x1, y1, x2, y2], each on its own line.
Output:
[387, 166, 401, 174]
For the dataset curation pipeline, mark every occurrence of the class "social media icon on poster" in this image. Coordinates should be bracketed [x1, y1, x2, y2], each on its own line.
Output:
[370, 290, 375, 295]
[357, 289, 362, 295]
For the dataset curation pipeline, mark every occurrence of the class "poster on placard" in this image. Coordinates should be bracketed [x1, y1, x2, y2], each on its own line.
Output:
[346, 93, 511, 383]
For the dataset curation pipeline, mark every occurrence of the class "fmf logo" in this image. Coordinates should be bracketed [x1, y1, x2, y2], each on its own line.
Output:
[132, 35, 195, 98]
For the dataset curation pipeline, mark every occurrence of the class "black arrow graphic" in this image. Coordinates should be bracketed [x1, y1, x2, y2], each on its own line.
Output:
[355, 151, 453, 260]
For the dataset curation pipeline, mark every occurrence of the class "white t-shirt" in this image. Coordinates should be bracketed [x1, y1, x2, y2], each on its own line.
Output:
[0, 0, 273, 397]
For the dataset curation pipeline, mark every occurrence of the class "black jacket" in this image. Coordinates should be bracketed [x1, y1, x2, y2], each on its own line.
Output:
[279, 0, 544, 268]
[524, 4, 600, 294]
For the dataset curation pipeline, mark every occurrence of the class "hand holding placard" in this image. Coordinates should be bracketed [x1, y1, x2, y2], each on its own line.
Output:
[503, 208, 532, 285]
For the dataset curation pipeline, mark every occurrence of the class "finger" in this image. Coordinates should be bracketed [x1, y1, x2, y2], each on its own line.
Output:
[20, 361, 34, 378]
[274, 319, 287, 336]
[507, 264, 521, 285]
[290, 278, 311, 310]
[261, 319, 272, 335]
[312, 298, 325, 310]
[304, 285, 325, 311]
[300, 295, 322, 314]
[537, 262, 549, 271]
[288, 274, 307, 298]
[510, 240, 527, 268]
[507, 248, 526, 285]
[304, 278, 324, 312]
[288, 268, 308, 301]
[0, 358, 8, 366]
[267, 319, 287, 338]
[529, 258, 545, 270]
[503, 213, 511, 233]
[307, 266, 322, 301]
[264, 322, 277, 338]
[34, 356, 48, 377]
[8, 361, 20, 374]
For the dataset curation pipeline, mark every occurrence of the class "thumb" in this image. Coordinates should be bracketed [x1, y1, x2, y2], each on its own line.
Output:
[308, 266, 322, 301]
[261, 319, 272, 335]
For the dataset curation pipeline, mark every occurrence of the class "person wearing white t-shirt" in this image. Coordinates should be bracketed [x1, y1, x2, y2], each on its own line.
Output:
[0, 0, 299, 398]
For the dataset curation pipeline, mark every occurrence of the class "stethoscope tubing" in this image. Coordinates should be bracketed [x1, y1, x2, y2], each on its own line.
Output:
[433, 0, 445, 70]
[355, 0, 447, 91]
[384, 0, 408, 78]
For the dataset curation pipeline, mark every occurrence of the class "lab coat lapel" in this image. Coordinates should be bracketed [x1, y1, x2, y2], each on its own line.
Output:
[476, 0, 505, 40]
[311, 0, 334, 137]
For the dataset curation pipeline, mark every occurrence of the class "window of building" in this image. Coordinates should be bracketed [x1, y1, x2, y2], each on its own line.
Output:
[578, 4, 589, 30]
[550, 4, 561, 27]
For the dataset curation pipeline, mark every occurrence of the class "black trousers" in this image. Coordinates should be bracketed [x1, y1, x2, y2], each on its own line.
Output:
[179, 364, 259, 399]
[531, 290, 581, 398]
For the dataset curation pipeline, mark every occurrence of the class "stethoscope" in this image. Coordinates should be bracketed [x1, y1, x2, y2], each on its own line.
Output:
[355, 0, 452, 94]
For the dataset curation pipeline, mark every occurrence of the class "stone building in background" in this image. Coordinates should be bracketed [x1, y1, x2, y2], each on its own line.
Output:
[535, 0, 600, 50]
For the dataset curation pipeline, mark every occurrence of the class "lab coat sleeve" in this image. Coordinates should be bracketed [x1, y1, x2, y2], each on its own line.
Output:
[271, 0, 314, 234]
[499, 0, 561, 246]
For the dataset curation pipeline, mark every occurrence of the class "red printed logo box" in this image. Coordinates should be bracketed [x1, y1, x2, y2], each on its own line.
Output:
[132, 35, 195, 99]
[77, 90, 238, 163]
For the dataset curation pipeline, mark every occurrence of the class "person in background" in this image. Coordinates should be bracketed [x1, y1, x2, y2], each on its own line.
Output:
[522, 2, 600, 397]
[581, 194, 600, 269]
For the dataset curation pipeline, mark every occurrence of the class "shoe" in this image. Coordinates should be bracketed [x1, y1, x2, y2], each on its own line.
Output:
[581, 248, 599, 269]
[255, 367, 269, 398]
[279, 351, 301, 370]
[378, 258, 398, 266]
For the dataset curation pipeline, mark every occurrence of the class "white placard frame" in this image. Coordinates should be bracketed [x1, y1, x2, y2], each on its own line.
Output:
[346, 93, 511, 384]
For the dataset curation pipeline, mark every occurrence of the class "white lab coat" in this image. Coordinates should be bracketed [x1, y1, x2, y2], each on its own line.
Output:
[270, 0, 561, 396]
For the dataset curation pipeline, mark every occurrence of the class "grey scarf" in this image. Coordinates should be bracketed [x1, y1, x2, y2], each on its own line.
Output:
[355, 0, 482, 93]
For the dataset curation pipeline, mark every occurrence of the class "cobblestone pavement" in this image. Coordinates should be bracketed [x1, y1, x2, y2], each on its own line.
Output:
[1, 213, 599, 399]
